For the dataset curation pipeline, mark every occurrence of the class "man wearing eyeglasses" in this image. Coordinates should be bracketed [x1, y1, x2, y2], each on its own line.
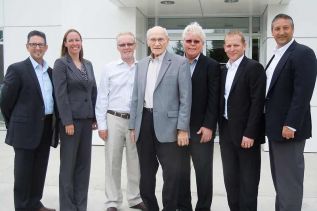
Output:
[0, 30, 59, 211]
[95, 32, 146, 211]
[177, 22, 220, 211]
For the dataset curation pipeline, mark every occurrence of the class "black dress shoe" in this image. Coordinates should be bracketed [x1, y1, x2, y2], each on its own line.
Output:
[130, 202, 148, 210]
[106, 207, 117, 211]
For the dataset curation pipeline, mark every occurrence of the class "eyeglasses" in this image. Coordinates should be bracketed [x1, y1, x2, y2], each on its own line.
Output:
[185, 39, 201, 44]
[117, 43, 135, 48]
[149, 38, 165, 44]
[28, 43, 46, 48]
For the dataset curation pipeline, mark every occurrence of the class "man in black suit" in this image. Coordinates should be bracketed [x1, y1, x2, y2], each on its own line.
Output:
[265, 14, 317, 211]
[0, 30, 59, 211]
[218, 31, 266, 211]
[177, 22, 220, 211]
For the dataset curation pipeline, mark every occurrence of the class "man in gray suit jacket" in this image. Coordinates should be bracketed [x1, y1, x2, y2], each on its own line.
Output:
[129, 26, 192, 211]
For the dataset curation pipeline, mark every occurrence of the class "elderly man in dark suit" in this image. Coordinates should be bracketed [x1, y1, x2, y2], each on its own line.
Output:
[177, 22, 220, 211]
[218, 30, 266, 211]
[265, 14, 317, 211]
[129, 26, 192, 211]
[0, 30, 59, 211]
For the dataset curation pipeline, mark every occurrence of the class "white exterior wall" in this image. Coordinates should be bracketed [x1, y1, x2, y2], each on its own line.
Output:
[265, 0, 317, 152]
[2, 0, 147, 145]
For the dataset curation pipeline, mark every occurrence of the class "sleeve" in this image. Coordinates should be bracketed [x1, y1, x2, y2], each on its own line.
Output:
[177, 59, 192, 131]
[95, 65, 111, 130]
[285, 47, 317, 129]
[203, 60, 221, 130]
[0, 65, 21, 127]
[52, 58, 73, 126]
[129, 63, 139, 130]
[244, 62, 266, 139]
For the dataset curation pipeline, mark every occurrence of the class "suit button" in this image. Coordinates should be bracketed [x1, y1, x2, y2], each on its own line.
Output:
[84, 99, 88, 102]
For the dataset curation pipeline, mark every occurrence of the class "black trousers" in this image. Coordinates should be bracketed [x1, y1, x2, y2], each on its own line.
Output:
[14, 116, 52, 211]
[136, 109, 184, 211]
[178, 140, 214, 211]
[219, 118, 261, 211]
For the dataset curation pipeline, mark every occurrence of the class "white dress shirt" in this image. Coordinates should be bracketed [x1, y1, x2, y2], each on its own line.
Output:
[224, 55, 244, 119]
[95, 59, 136, 130]
[30, 56, 54, 115]
[144, 51, 166, 108]
[266, 38, 294, 95]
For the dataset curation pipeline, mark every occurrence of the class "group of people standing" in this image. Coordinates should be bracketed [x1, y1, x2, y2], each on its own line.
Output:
[0, 13, 316, 211]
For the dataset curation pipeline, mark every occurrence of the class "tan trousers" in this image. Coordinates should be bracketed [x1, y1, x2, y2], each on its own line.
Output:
[104, 113, 142, 209]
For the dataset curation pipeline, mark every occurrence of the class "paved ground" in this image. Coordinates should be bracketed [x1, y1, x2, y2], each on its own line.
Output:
[0, 128, 317, 211]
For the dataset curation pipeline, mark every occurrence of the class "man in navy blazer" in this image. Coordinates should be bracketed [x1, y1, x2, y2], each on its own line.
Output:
[129, 26, 192, 211]
[0, 30, 58, 211]
[265, 14, 317, 211]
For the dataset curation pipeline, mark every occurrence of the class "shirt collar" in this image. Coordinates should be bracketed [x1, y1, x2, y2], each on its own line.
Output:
[115, 58, 137, 66]
[185, 53, 200, 64]
[274, 38, 295, 56]
[226, 55, 244, 70]
[29, 56, 48, 71]
[150, 50, 166, 62]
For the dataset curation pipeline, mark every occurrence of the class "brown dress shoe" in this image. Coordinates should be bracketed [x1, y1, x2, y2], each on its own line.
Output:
[38, 207, 56, 211]
[130, 202, 148, 210]
[106, 207, 118, 211]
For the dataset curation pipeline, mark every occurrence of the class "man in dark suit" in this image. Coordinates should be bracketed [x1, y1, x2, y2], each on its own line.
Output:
[0, 30, 58, 211]
[218, 31, 266, 211]
[177, 22, 220, 211]
[129, 26, 192, 211]
[265, 14, 317, 211]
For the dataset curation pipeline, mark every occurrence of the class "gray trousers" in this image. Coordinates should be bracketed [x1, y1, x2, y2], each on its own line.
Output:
[269, 140, 306, 211]
[59, 119, 92, 211]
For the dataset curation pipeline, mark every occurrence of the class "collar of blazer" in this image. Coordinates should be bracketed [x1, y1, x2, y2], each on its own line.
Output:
[26, 58, 45, 104]
[227, 56, 248, 97]
[154, 51, 172, 90]
[267, 41, 297, 95]
[64, 54, 93, 83]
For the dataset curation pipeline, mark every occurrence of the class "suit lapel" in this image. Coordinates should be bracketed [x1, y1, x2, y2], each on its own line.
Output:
[155, 52, 172, 90]
[66, 54, 84, 81]
[26, 58, 44, 103]
[191, 54, 204, 80]
[140, 57, 151, 96]
[267, 41, 296, 94]
[228, 56, 247, 97]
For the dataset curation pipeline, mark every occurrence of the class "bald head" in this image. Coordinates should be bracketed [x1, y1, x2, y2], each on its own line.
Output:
[147, 26, 170, 58]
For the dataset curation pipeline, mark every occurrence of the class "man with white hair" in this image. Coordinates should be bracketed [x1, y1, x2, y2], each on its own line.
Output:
[177, 22, 220, 211]
[129, 26, 192, 211]
[95, 32, 146, 211]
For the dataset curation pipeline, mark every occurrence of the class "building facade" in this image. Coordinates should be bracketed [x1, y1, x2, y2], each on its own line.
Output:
[1, 0, 317, 151]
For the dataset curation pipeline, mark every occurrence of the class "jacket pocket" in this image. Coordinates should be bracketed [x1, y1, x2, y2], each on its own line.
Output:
[167, 110, 178, 118]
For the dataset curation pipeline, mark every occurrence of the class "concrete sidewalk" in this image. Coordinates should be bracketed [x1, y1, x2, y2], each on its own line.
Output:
[0, 129, 316, 211]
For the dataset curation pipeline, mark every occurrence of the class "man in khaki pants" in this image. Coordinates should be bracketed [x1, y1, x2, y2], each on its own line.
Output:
[95, 32, 146, 211]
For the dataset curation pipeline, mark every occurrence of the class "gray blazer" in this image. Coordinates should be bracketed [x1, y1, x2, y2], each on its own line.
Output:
[129, 51, 192, 143]
[52, 54, 97, 126]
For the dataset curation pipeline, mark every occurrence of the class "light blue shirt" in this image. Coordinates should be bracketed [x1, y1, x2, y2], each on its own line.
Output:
[29, 56, 54, 114]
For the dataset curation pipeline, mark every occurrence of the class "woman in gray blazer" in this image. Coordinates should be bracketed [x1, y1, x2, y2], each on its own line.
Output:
[52, 29, 97, 211]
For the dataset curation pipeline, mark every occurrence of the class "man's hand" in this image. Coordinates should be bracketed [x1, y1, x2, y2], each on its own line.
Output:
[282, 126, 295, 140]
[130, 129, 136, 143]
[177, 130, 189, 147]
[65, 124, 74, 136]
[92, 122, 98, 130]
[98, 130, 108, 141]
[197, 127, 213, 143]
[241, 136, 254, 148]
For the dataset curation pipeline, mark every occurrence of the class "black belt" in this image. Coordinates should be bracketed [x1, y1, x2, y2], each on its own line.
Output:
[143, 107, 153, 112]
[107, 110, 130, 119]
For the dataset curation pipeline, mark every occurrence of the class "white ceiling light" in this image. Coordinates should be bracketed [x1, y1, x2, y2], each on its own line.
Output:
[160, 1, 175, 5]
[224, 0, 239, 3]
